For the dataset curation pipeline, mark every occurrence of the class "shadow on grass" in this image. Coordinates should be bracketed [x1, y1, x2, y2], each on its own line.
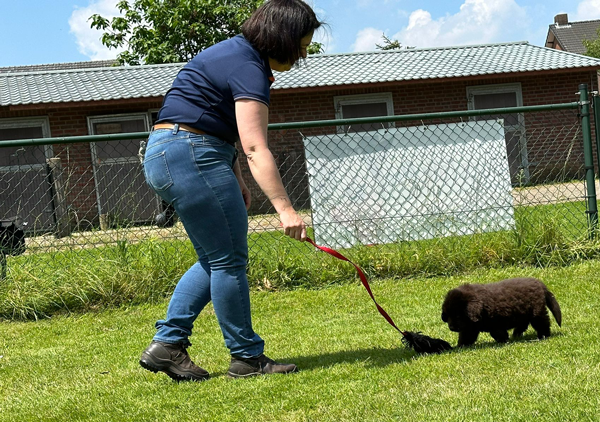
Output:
[286, 331, 565, 372]
[287, 346, 417, 371]
[444, 330, 565, 352]
[206, 332, 565, 378]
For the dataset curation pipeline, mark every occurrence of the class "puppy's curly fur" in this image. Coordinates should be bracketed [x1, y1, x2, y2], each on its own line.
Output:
[441, 277, 561, 346]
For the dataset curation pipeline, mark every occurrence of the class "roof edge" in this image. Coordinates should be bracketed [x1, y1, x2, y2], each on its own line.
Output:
[550, 18, 600, 27]
[271, 66, 600, 93]
[0, 61, 186, 77]
[305, 41, 530, 58]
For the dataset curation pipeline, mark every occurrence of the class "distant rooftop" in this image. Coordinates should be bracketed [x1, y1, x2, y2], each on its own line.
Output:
[2, 41, 600, 107]
[546, 13, 600, 55]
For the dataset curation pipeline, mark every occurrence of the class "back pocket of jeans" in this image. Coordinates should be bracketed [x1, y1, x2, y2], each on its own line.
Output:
[143, 151, 173, 191]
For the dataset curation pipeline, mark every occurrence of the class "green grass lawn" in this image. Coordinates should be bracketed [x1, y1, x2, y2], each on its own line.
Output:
[1, 260, 599, 422]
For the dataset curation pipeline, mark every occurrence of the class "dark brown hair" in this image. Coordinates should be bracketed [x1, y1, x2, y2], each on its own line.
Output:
[242, 0, 323, 65]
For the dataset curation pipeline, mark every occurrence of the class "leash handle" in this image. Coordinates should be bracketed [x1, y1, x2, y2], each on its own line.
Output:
[306, 237, 404, 335]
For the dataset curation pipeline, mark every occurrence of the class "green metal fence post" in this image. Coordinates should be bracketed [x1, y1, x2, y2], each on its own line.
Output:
[593, 92, 600, 185]
[580, 84, 598, 238]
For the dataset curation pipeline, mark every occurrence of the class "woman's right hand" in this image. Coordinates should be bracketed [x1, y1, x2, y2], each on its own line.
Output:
[280, 208, 307, 242]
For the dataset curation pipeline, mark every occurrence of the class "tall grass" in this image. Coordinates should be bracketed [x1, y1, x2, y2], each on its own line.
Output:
[1, 202, 599, 320]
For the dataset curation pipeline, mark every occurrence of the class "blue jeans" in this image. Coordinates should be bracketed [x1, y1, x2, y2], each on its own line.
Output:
[143, 127, 264, 358]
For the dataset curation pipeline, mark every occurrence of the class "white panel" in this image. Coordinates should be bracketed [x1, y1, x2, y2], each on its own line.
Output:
[304, 120, 514, 249]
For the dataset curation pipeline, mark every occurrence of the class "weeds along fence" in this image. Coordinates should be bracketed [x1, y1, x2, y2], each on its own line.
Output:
[1, 85, 600, 310]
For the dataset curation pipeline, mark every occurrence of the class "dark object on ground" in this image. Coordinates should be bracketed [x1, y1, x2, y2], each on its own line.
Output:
[401, 331, 453, 354]
[139, 341, 210, 382]
[307, 237, 452, 355]
[227, 354, 298, 378]
[155, 201, 177, 227]
[441, 277, 562, 346]
[0, 218, 25, 256]
[1, 218, 26, 279]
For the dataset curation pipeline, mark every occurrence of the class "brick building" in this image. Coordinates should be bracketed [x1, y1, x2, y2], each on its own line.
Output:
[1, 41, 600, 233]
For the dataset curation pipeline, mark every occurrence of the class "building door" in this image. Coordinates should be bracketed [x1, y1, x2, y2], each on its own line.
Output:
[0, 118, 54, 233]
[88, 114, 158, 227]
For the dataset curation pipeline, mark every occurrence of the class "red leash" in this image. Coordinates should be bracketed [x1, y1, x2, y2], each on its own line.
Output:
[305, 237, 453, 354]
[306, 237, 405, 336]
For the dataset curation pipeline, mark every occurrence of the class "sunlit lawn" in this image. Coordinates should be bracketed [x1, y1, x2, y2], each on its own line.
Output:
[1, 260, 599, 421]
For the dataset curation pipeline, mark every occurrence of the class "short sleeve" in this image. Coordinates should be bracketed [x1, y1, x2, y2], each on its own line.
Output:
[228, 61, 271, 106]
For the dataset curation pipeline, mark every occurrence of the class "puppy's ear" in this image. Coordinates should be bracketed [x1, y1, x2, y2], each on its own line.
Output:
[466, 300, 483, 322]
[441, 312, 448, 322]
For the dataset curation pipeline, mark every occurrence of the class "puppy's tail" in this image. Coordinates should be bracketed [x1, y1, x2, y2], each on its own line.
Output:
[545, 288, 562, 327]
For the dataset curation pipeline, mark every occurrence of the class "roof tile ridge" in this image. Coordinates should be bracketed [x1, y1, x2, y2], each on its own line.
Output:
[533, 43, 600, 60]
[0, 62, 186, 77]
[554, 19, 600, 26]
[306, 41, 530, 59]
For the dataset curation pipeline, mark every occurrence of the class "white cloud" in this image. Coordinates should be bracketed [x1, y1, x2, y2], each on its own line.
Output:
[390, 0, 529, 49]
[573, 0, 600, 21]
[69, 0, 125, 61]
[351, 27, 385, 52]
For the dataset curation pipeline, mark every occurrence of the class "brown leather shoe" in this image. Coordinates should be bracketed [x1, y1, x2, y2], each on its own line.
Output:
[139, 341, 209, 382]
[227, 354, 298, 378]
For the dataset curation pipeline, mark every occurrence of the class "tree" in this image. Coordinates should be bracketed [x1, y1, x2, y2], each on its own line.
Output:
[375, 34, 414, 51]
[307, 42, 325, 55]
[583, 28, 600, 58]
[89, 0, 264, 65]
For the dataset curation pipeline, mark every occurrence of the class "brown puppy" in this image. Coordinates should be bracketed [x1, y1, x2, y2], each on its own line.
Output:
[441, 277, 561, 346]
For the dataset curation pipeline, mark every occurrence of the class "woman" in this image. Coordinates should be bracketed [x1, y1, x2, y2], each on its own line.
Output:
[139, 0, 323, 381]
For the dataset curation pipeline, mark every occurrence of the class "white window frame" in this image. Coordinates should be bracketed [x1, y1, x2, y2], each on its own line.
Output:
[333, 92, 394, 134]
[466, 83, 529, 183]
[0, 117, 52, 172]
[466, 83, 523, 111]
[87, 113, 150, 165]
[148, 108, 161, 126]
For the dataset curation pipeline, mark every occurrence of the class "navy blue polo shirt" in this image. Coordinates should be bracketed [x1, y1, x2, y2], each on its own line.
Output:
[156, 35, 274, 145]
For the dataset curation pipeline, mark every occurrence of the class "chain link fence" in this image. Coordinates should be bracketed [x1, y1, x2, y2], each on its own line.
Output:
[1, 93, 599, 281]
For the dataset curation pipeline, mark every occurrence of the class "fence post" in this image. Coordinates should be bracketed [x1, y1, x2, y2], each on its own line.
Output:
[580, 84, 598, 238]
[47, 158, 72, 238]
[593, 92, 600, 180]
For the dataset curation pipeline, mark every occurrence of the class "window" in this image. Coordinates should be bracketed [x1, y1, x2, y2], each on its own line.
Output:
[334, 93, 394, 133]
[88, 114, 149, 164]
[467, 83, 529, 184]
[0, 117, 51, 169]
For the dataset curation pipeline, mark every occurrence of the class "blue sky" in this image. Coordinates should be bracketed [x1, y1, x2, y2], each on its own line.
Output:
[0, 0, 597, 67]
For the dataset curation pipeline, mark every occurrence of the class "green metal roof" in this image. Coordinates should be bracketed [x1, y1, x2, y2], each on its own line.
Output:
[274, 41, 600, 89]
[2, 41, 599, 107]
[0, 63, 181, 106]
